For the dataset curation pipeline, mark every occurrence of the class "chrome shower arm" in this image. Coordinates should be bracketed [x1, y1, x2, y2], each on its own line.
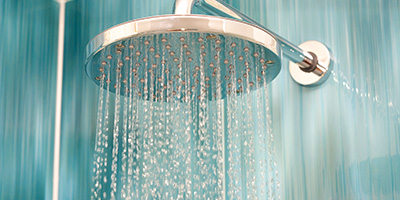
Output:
[195, 0, 313, 64]
[173, 0, 330, 79]
[173, 0, 197, 15]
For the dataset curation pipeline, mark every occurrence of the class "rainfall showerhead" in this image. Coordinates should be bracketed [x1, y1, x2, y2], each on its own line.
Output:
[86, 15, 281, 101]
[85, 0, 333, 101]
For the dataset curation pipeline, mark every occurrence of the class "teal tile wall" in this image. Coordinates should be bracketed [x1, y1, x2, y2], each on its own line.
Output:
[0, 0, 58, 199]
[0, 0, 399, 199]
[235, 0, 400, 199]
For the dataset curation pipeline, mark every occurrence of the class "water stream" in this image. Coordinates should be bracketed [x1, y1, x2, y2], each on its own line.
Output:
[90, 33, 280, 200]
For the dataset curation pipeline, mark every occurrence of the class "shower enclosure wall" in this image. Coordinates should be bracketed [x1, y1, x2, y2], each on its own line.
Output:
[0, 0, 399, 199]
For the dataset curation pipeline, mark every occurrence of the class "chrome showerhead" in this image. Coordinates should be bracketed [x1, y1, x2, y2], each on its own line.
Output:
[86, 0, 334, 101]
[85, 15, 281, 101]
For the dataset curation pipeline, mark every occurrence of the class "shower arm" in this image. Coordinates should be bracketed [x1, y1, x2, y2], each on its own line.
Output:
[173, 0, 332, 82]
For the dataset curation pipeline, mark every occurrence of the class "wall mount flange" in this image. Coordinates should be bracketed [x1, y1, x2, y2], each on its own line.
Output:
[289, 41, 334, 86]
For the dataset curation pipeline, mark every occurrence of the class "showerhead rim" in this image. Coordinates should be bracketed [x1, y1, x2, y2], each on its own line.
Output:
[85, 14, 281, 66]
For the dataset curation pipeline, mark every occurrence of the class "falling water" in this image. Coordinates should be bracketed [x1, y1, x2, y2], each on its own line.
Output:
[90, 33, 280, 200]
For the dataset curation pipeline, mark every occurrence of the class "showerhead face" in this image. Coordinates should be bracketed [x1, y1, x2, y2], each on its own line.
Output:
[86, 15, 281, 101]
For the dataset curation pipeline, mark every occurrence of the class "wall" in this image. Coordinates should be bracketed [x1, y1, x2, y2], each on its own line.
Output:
[0, 0, 58, 199]
[239, 0, 400, 199]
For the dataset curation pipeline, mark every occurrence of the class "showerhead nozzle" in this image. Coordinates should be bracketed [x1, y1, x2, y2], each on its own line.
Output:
[85, 15, 281, 101]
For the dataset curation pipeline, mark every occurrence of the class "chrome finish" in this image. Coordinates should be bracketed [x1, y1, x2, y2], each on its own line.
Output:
[296, 51, 315, 69]
[86, 0, 335, 88]
[85, 14, 282, 100]
[85, 14, 279, 64]
[189, 0, 335, 86]
[173, 0, 196, 14]
[289, 41, 334, 86]
[199, 0, 243, 20]
[177, 0, 315, 65]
